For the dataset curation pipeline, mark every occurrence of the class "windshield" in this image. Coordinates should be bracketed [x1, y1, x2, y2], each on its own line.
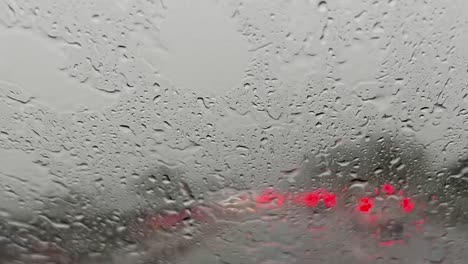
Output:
[0, 0, 467, 263]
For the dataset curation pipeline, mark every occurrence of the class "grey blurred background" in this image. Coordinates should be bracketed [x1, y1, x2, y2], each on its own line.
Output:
[0, 0, 468, 263]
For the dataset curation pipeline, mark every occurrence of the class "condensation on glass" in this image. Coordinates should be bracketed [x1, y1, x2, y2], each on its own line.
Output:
[0, 0, 467, 263]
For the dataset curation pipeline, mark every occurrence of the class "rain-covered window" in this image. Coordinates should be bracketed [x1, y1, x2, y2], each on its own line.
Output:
[1, 0, 467, 263]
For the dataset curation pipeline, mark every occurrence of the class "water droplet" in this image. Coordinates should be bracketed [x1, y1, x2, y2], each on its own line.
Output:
[318, 1, 328, 13]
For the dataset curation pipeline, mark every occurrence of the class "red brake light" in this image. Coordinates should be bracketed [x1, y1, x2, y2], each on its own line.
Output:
[382, 184, 395, 195]
[357, 197, 373, 213]
[400, 197, 414, 213]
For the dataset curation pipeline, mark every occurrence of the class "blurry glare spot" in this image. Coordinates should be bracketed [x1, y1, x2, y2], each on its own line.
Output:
[276, 194, 286, 207]
[379, 240, 404, 247]
[382, 184, 395, 195]
[296, 190, 337, 208]
[303, 191, 320, 208]
[322, 192, 337, 208]
[255, 189, 278, 204]
[400, 198, 415, 213]
[358, 197, 373, 213]
[255, 189, 286, 209]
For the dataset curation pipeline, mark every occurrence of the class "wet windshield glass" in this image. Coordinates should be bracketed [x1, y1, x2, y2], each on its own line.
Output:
[0, 0, 467, 263]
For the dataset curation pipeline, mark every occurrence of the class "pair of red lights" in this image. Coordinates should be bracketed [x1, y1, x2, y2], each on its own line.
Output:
[255, 188, 337, 208]
[255, 183, 415, 214]
[357, 196, 414, 214]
